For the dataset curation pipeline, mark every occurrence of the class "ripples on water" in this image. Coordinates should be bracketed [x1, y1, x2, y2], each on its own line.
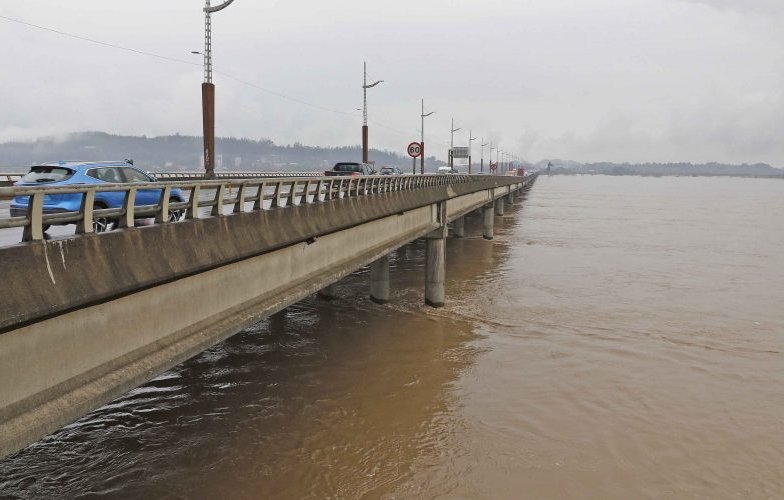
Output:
[1, 176, 783, 499]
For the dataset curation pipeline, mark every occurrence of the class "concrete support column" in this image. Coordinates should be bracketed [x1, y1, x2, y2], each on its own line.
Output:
[369, 255, 390, 304]
[425, 228, 447, 308]
[318, 282, 338, 300]
[452, 217, 465, 238]
[482, 204, 494, 240]
[495, 197, 505, 216]
[506, 192, 514, 204]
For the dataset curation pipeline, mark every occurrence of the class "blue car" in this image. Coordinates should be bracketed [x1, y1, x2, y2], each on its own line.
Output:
[10, 160, 186, 232]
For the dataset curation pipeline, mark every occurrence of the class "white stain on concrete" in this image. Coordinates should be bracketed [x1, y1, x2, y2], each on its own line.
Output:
[41, 241, 56, 285]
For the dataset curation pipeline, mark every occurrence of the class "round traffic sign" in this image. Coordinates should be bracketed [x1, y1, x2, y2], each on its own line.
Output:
[407, 142, 422, 158]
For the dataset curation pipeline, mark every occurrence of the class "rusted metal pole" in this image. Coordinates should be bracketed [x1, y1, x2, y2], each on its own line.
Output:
[420, 141, 425, 175]
[202, 82, 216, 178]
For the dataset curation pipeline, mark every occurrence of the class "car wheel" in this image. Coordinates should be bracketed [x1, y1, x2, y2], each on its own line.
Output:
[168, 197, 184, 223]
[92, 203, 114, 233]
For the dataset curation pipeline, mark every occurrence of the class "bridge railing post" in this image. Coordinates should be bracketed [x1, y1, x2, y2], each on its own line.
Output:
[302, 180, 312, 205]
[272, 181, 283, 208]
[253, 182, 266, 211]
[188, 185, 201, 219]
[234, 182, 249, 213]
[155, 186, 172, 224]
[76, 188, 96, 234]
[211, 184, 225, 216]
[118, 187, 137, 228]
[288, 181, 298, 206]
[21, 191, 44, 242]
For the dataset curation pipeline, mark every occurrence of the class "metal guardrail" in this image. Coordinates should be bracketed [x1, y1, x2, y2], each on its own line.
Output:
[0, 171, 321, 186]
[0, 174, 22, 187]
[0, 174, 532, 244]
[152, 171, 321, 181]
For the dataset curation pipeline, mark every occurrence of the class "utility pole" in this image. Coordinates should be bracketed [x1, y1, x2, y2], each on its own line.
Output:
[200, 0, 235, 178]
[468, 130, 477, 175]
[361, 62, 383, 164]
[420, 99, 435, 174]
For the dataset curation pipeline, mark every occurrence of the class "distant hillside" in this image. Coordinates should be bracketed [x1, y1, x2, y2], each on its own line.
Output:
[3, 133, 779, 178]
[533, 160, 783, 177]
[0, 132, 445, 173]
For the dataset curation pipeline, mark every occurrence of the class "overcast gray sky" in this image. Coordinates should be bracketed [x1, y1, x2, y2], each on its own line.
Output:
[1, 0, 782, 165]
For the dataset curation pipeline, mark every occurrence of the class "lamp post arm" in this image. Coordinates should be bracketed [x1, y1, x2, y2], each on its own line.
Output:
[205, 0, 236, 13]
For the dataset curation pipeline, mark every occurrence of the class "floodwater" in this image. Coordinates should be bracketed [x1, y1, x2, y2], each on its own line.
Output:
[1, 175, 783, 499]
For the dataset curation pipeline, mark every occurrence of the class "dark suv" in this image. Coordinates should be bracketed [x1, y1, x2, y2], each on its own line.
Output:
[324, 162, 376, 176]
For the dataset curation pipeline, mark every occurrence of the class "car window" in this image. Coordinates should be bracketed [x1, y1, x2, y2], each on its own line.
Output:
[86, 167, 124, 183]
[21, 166, 74, 184]
[122, 167, 152, 183]
[335, 164, 363, 172]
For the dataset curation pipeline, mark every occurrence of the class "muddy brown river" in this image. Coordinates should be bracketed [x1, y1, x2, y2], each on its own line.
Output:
[1, 175, 782, 498]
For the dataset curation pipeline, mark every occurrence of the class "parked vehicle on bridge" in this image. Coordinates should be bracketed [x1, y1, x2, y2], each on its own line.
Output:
[437, 166, 459, 174]
[324, 162, 376, 176]
[10, 160, 186, 233]
[379, 166, 403, 175]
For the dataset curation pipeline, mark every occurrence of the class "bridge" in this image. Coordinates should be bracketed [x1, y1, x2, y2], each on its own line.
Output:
[0, 172, 537, 459]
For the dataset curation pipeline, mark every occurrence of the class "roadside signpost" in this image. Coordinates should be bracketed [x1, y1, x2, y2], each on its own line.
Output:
[449, 147, 470, 174]
[408, 142, 422, 174]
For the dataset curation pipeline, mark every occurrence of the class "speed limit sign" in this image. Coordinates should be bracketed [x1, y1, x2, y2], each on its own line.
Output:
[407, 142, 422, 158]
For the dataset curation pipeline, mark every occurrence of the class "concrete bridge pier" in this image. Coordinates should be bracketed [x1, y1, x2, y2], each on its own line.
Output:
[506, 191, 515, 205]
[318, 282, 339, 300]
[369, 255, 390, 304]
[425, 227, 447, 308]
[452, 217, 465, 238]
[495, 198, 505, 217]
[482, 204, 495, 240]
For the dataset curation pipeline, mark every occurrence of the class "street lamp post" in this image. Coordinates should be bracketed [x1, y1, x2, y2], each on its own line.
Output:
[480, 138, 488, 173]
[468, 129, 477, 174]
[420, 99, 435, 174]
[489, 142, 496, 174]
[362, 61, 383, 164]
[450, 118, 461, 169]
[200, 0, 236, 178]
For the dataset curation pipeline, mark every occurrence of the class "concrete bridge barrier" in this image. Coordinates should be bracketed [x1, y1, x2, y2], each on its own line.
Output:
[0, 172, 537, 458]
